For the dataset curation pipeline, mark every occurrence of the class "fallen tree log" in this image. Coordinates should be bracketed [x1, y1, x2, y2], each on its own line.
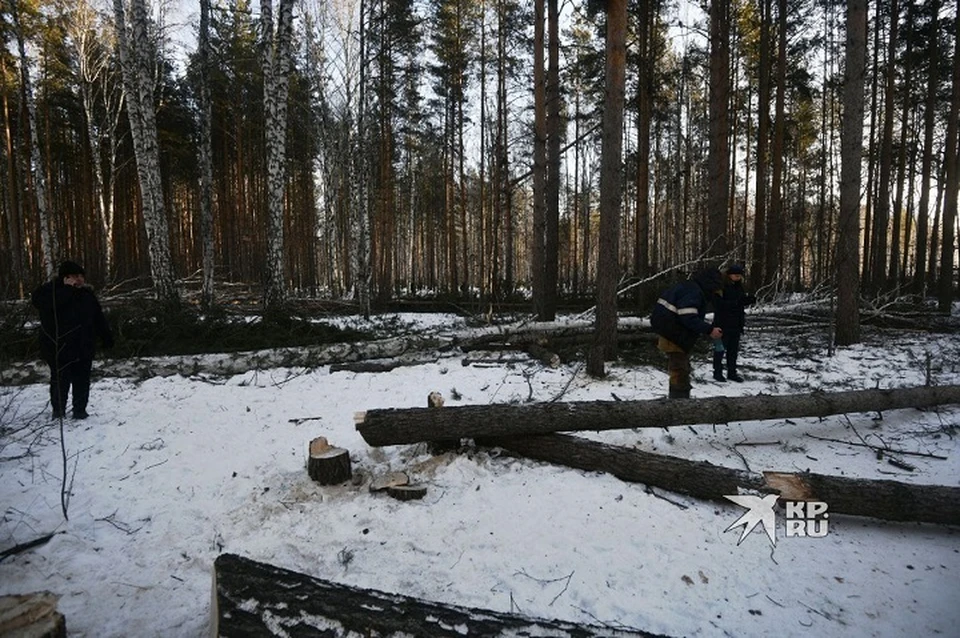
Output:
[0, 592, 65, 638]
[357, 384, 960, 447]
[477, 433, 960, 525]
[212, 553, 662, 637]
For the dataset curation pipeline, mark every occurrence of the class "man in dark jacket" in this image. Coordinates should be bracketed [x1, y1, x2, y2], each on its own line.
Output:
[650, 268, 723, 398]
[31, 261, 113, 419]
[712, 264, 756, 382]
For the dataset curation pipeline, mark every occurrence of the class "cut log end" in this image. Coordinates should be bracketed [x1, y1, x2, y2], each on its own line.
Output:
[0, 592, 66, 638]
[763, 471, 815, 501]
[386, 484, 427, 501]
[369, 471, 410, 493]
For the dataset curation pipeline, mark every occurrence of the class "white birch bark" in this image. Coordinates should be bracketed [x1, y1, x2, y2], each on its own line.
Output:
[11, 0, 55, 278]
[71, 0, 122, 280]
[113, 0, 179, 306]
[261, 0, 296, 315]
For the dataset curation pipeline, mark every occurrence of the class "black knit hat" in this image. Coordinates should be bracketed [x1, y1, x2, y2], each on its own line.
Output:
[58, 260, 85, 279]
[728, 263, 745, 275]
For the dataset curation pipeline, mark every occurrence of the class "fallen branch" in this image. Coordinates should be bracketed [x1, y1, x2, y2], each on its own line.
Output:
[804, 433, 948, 459]
[0, 532, 59, 563]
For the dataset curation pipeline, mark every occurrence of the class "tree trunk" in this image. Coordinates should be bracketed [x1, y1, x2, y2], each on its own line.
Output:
[261, 0, 295, 317]
[751, 0, 772, 287]
[113, 0, 179, 307]
[939, 6, 960, 312]
[914, 1, 939, 293]
[356, 385, 960, 446]
[765, 0, 787, 285]
[532, 0, 546, 317]
[835, 0, 867, 347]
[707, 0, 730, 258]
[199, 0, 216, 310]
[478, 433, 960, 525]
[543, 0, 561, 321]
[634, 0, 654, 289]
[870, 0, 899, 292]
[589, 0, 627, 375]
[212, 553, 657, 637]
[11, 0, 55, 278]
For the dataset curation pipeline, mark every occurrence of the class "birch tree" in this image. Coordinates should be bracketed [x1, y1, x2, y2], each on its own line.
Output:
[113, 0, 179, 306]
[261, 0, 296, 317]
[70, 0, 124, 280]
[10, 0, 55, 278]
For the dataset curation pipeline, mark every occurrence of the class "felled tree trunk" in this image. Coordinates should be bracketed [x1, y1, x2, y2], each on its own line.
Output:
[212, 553, 660, 637]
[357, 385, 960, 447]
[478, 433, 960, 525]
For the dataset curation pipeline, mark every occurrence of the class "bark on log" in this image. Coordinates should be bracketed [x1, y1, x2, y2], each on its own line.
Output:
[212, 553, 662, 637]
[307, 438, 352, 485]
[357, 385, 960, 447]
[0, 592, 66, 638]
[427, 391, 459, 454]
[386, 484, 428, 501]
[477, 433, 960, 525]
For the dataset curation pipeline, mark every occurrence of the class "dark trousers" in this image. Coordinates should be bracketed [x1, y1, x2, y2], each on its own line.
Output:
[721, 331, 742, 373]
[48, 357, 93, 415]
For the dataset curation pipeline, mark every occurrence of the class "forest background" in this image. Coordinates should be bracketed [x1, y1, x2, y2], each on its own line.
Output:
[0, 0, 958, 362]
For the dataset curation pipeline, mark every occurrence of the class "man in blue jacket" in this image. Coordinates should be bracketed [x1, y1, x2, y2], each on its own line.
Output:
[650, 268, 723, 398]
[31, 261, 113, 419]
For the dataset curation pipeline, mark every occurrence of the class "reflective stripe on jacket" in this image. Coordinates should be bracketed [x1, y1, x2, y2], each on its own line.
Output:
[650, 280, 712, 352]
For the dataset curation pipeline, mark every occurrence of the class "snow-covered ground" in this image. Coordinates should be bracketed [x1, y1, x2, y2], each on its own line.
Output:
[1, 313, 958, 637]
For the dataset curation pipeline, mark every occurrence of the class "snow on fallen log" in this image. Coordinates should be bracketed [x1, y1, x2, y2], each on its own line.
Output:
[212, 553, 662, 637]
[356, 385, 960, 447]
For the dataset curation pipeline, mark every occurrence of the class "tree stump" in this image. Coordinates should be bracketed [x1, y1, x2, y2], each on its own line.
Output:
[307, 437, 352, 485]
[0, 592, 66, 638]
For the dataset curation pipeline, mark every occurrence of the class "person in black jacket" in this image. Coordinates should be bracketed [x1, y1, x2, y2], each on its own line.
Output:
[31, 261, 113, 419]
[650, 268, 724, 398]
[711, 264, 756, 383]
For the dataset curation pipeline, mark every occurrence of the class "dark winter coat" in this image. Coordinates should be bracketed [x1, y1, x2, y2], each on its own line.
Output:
[712, 280, 755, 334]
[650, 269, 722, 352]
[31, 280, 113, 364]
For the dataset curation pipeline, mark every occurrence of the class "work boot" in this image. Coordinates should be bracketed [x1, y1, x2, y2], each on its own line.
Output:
[712, 351, 726, 382]
[728, 370, 744, 383]
[72, 409, 89, 420]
